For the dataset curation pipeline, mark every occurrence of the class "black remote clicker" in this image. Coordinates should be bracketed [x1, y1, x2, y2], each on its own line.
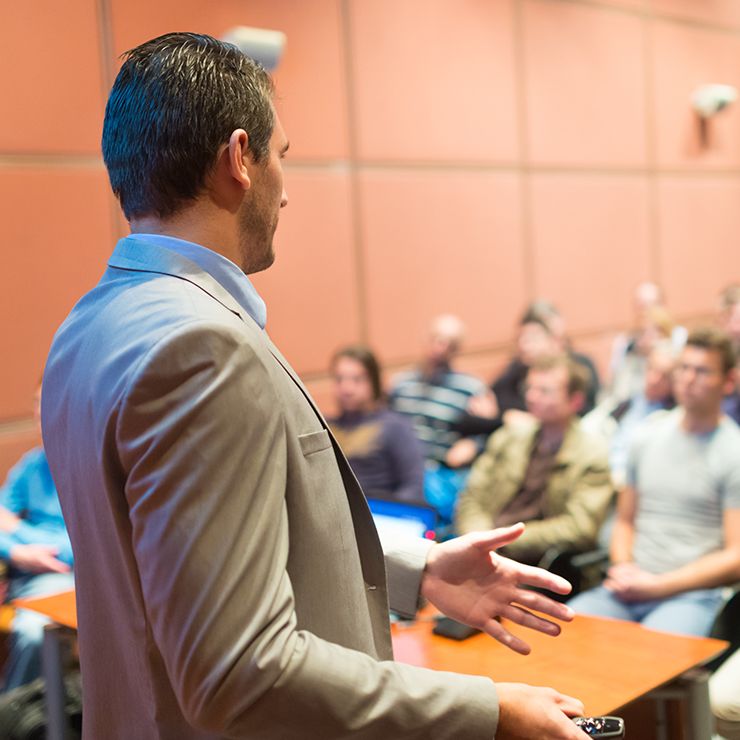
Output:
[573, 716, 625, 738]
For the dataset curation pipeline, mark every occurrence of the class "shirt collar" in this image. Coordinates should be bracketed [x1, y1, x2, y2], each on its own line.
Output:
[130, 234, 267, 329]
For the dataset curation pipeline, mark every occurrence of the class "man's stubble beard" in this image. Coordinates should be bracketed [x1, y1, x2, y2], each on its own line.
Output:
[238, 198, 278, 276]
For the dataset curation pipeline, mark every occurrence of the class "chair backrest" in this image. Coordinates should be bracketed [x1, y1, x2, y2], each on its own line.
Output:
[707, 586, 740, 671]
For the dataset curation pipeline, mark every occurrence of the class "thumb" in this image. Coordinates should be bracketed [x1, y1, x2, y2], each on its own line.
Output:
[469, 522, 525, 552]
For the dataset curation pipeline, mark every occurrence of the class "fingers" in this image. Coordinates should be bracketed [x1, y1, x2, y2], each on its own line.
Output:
[499, 604, 562, 637]
[555, 693, 585, 718]
[513, 588, 575, 623]
[511, 559, 573, 596]
[41, 555, 70, 574]
[469, 523, 526, 552]
[482, 617, 531, 655]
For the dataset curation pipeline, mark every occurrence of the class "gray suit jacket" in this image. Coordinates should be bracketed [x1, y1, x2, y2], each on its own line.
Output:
[42, 237, 497, 739]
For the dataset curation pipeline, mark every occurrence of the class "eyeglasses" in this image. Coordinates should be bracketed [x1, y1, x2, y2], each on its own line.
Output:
[675, 362, 719, 379]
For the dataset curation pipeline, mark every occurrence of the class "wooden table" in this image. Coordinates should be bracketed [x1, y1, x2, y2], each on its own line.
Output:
[15, 589, 77, 629]
[17, 592, 729, 738]
[392, 612, 728, 723]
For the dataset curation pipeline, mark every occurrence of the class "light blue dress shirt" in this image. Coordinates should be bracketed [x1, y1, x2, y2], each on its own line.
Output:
[133, 233, 267, 329]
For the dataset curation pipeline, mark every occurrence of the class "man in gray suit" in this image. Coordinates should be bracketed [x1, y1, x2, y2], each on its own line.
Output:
[42, 33, 586, 739]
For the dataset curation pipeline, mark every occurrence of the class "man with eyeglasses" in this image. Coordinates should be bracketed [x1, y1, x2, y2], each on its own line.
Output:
[570, 327, 740, 636]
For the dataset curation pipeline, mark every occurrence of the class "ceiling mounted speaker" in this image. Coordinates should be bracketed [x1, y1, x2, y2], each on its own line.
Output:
[691, 83, 737, 119]
[223, 26, 286, 71]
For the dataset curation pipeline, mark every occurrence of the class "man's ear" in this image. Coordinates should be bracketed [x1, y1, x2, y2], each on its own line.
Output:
[227, 129, 252, 190]
[722, 368, 737, 396]
[569, 390, 585, 415]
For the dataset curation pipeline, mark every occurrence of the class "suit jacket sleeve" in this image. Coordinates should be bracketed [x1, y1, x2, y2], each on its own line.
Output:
[117, 322, 498, 739]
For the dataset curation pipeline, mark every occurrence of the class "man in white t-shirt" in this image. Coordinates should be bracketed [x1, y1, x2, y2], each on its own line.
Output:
[570, 327, 740, 636]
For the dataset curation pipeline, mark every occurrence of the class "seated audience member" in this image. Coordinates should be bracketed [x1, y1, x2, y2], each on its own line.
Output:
[452, 315, 560, 450]
[569, 328, 740, 636]
[711, 647, 740, 740]
[719, 285, 740, 425]
[582, 344, 675, 489]
[723, 367, 740, 426]
[609, 282, 685, 403]
[454, 355, 613, 565]
[523, 300, 601, 414]
[719, 283, 740, 357]
[389, 314, 487, 464]
[0, 385, 74, 691]
[328, 345, 425, 504]
[455, 306, 598, 448]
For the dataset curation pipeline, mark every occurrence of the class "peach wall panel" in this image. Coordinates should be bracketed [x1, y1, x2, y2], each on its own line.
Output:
[652, 22, 740, 169]
[657, 177, 740, 317]
[110, 0, 349, 160]
[529, 174, 652, 335]
[359, 169, 526, 363]
[0, 0, 104, 153]
[349, 0, 519, 162]
[600, 0, 646, 7]
[0, 430, 42, 484]
[303, 377, 337, 418]
[0, 168, 114, 420]
[251, 169, 360, 375]
[523, 0, 647, 166]
[651, 0, 740, 28]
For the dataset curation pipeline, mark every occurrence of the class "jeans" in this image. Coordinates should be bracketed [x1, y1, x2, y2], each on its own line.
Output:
[568, 585, 725, 637]
[2, 571, 75, 692]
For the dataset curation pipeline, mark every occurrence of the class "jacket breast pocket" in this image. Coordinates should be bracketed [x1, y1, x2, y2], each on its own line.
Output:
[298, 429, 332, 457]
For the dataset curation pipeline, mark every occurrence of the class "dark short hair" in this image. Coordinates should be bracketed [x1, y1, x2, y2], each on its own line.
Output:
[102, 32, 275, 220]
[521, 299, 559, 327]
[528, 354, 590, 397]
[685, 327, 736, 375]
[331, 345, 384, 402]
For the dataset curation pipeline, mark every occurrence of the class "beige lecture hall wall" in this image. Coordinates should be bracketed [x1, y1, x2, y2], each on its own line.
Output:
[1, 0, 740, 480]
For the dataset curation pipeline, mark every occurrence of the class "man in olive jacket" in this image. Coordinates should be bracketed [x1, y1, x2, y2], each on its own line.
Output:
[456, 356, 613, 564]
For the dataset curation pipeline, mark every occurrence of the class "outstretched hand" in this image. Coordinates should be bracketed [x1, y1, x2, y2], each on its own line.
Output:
[420, 523, 575, 655]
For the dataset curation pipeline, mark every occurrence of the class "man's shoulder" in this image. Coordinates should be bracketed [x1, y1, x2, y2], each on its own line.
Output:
[442, 370, 486, 395]
[58, 267, 251, 353]
[390, 370, 421, 393]
[569, 422, 610, 462]
[3, 447, 46, 482]
[378, 407, 413, 430]
[712, 417, 740, 462]
[634, 407, 676, 441]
